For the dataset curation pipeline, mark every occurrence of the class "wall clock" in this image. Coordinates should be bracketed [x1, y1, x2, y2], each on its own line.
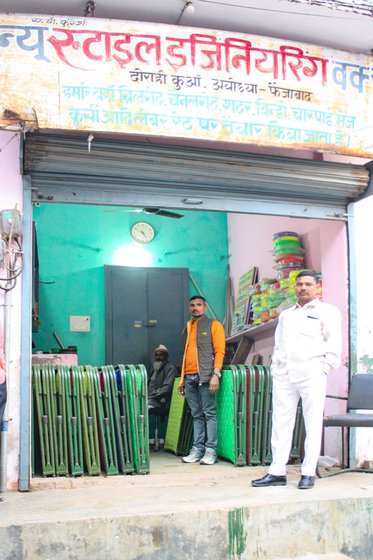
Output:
[130, 222, 155, 244]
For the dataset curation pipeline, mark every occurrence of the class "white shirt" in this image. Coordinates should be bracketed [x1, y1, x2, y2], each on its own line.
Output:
[271, 298, 342, 383]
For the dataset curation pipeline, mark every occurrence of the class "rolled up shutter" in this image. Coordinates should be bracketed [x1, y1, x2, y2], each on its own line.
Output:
[24, 133, 369, 219]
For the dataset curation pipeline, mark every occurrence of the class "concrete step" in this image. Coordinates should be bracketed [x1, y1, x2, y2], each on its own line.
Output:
[1, 457, 372, 560]
[276, 554, 355, 560]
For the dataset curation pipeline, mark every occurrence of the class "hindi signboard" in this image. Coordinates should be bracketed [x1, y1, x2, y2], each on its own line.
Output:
[0, 14, 372, 156]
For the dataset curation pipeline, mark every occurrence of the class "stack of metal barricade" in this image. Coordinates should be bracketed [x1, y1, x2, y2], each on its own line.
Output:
[32, 362, 304, 475]
[163, 365, 303, 466]
[216, 365, 247, 466]
[216, 365, 304, 467]
[32, 363, 149, 477]
[164, 378, 193, 456]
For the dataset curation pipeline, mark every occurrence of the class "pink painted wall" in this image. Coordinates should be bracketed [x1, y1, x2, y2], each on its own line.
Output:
[319, 220, 349, 404]
[228, 213, 349, 459]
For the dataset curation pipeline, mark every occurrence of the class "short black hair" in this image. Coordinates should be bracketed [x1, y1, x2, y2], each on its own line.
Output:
[296, 270, 319, 281]
[189, 295, 206, 302]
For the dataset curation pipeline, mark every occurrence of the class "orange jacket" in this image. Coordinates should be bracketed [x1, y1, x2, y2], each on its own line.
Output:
[179, 316, 225, 386]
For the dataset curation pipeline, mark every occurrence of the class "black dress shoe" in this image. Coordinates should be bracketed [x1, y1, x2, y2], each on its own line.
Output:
[251, 473, 287, 487]
[298, 475, 315, 489]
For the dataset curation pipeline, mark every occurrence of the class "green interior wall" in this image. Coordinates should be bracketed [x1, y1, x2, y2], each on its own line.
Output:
[32, 203, 228, 365]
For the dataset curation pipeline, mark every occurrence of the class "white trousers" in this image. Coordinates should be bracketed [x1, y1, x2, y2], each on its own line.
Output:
[268, 371, 327, 477]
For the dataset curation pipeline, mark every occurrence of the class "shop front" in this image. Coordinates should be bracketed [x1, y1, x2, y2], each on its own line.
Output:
[0, 12, 372, 489]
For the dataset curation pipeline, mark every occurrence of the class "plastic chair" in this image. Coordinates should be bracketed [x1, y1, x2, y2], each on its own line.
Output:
[317, 373, 373, 478]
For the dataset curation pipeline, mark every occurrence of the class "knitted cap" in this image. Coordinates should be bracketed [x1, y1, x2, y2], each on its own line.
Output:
[154, 344, 168, 353]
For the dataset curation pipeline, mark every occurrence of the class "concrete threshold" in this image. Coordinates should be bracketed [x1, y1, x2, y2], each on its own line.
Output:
[276, 552, 351, 560]
[1, 452, 373, 560]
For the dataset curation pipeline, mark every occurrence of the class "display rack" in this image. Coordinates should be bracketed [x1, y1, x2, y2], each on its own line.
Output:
[226, 318, 278, 364]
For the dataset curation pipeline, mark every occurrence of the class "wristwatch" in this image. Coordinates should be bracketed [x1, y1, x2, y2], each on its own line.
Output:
[212, 370, 221, 379]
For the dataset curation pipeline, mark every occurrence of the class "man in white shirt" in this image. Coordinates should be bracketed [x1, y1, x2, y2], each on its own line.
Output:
[252, 270, 342, 490]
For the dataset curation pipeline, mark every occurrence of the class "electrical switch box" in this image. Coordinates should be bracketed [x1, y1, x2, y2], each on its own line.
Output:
[0, 209, 22, 240]
[70, 315, 91, 332]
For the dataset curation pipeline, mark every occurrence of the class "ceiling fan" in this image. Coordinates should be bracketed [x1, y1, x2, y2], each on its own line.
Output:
[104, 207, 184, 219]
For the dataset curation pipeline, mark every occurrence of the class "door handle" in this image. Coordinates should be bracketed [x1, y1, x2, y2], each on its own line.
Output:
[133, 320, 158, 328]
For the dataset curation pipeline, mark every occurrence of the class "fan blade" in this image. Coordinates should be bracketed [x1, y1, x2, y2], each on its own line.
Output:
[143, 207, 184, 219]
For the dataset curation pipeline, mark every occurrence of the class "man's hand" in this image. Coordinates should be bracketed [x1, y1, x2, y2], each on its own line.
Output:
[178, 386, 185, 397]
[209, 375, 220, 394]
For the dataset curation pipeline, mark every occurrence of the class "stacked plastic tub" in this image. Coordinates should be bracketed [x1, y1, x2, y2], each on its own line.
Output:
[270, 231, 306, 309]
[273, 231, 305, 280]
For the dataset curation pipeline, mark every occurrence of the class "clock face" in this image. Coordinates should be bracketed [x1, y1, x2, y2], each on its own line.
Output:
[130, 222, 155, 244]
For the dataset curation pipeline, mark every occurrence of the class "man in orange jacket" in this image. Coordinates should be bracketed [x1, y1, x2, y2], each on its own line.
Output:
[178, 295, 225, 465]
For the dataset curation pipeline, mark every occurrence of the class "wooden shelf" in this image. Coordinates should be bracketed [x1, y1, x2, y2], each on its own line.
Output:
[226, 318, 278, 364]
[226, 318, 278, 343]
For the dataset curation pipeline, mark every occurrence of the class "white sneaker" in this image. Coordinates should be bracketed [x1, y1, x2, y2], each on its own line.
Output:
[182, 447, 204, 463]
[200, 448, 218, 465]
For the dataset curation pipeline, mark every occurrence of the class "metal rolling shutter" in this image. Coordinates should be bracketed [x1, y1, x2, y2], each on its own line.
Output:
[23, 133, 370, 219]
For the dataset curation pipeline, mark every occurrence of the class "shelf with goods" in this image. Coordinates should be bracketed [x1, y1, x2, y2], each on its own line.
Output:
[226, 318, 278, 365]
[226, 230, 315, 365]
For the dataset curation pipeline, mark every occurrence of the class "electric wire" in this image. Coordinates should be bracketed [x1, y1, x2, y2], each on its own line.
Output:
[0, 224, 24, 291]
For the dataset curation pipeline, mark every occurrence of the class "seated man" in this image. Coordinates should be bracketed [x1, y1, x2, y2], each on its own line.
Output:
[148, 344, 178, 411]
